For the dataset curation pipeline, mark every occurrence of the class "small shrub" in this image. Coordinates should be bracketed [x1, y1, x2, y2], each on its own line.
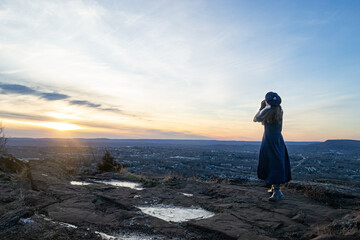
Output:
[97, 151, 120, 172]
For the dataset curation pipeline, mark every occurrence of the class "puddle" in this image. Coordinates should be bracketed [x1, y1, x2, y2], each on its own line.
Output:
[29, 215, 160, 239]
[70, 181, 91, 186]
[182, 193, 193, 197]
[96, 231, 160, 240]
[96, 231, 116, 240]
[95, 180, 143, 190]
[70, 180, 143, 190]
[20, 215, 77, 229]
[41, 215, 78, 228]
[59, 222, 77, 228]
[137, 204, 215, 222]
[20, 217, 34, 224]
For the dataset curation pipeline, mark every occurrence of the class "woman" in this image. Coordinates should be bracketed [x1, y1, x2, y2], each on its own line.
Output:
[253, 92, 291, 201]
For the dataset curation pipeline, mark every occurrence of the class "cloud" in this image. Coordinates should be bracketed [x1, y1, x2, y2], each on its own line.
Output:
[100, 107, 123, 113]
[0, 83, 37, 95]
[0, 83, 70, 100]
[69, 100, 101, 108]
[145, 129, 210, 140]
[68, 101, 132, 115]
[40, 92, 69, 101]
[0, 82, 124, 114]
[68, 100, 131, 115]
[0, 111, 51, 121]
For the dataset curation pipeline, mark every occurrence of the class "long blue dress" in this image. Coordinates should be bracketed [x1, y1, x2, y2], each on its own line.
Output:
[255, 108, 291, 184]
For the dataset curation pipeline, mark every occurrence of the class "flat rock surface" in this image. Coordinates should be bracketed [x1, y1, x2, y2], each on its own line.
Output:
[1, 157, 360, 239]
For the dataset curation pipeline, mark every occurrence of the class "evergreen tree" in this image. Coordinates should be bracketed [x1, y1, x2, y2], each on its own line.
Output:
[97, 150, 118, 171]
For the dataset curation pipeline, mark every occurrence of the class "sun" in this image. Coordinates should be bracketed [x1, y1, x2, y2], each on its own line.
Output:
[40, 122, 83, 131]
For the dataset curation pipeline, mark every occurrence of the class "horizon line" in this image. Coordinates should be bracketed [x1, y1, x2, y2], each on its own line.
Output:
[6, 137, 360, 143]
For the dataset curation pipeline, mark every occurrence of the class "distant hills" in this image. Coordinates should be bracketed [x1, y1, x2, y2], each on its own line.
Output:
[290, 139, 360, 155]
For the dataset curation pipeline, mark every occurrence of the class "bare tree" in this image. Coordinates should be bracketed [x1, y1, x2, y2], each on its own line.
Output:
[0, 121, 8, 153]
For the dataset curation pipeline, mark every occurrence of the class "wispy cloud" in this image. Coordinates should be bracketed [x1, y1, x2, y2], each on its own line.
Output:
[69, 100, 101, 108]
[0, 82, 121, 112]
[0, 83, 37, 95]
[41, 92, 69, 101]
[0, 111, 51, 121]
[0, 83, 70, 100]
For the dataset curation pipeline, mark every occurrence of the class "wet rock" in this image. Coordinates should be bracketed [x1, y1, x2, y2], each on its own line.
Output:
[0, 208, 34, 230]
[1, 214, 102, 240]
[1, 158, 360, 239]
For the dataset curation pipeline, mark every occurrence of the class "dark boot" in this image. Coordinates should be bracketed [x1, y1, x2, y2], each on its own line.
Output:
[269, 184, 283, 201]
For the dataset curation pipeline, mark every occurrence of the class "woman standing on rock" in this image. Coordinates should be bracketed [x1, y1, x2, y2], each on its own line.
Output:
[253, 92, 291, 201]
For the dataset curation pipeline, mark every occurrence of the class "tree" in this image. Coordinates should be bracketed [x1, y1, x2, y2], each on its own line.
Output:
[0, 122, 8, 153]
[97, 150, 119, 171]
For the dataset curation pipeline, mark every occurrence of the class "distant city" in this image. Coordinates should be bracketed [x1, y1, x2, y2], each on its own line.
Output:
[7, 138, 360, 183]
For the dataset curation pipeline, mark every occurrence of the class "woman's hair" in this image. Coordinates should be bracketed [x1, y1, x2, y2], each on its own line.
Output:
[262, 105, 283, 124]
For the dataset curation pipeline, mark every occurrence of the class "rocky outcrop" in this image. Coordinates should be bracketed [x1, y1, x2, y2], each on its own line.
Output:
[1, 157, 360, 239]
[286, 181, 360, 208]
[1, 212, 102, 240]
[27, 159, 70, 192]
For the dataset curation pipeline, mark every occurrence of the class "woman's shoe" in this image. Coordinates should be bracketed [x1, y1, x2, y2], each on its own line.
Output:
[269, 190, 283, 201]
[268, 185, 274, 193]
[268, 184, 283, 201]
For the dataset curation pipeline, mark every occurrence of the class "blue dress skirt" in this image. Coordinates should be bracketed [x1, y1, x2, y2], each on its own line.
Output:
[255, 109, 291, 184]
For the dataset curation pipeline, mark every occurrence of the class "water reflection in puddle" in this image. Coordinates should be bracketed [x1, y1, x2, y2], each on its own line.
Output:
[94, 180, 143, 190]
[70, 181, 91, 186]
[96, 231, 160, 240]
[26, 214, 160, 240]
[70, 180, 143, 190]
[96, 231, 116, 240]
[182, 193, 193, 197]
[137, 204, 215, 222]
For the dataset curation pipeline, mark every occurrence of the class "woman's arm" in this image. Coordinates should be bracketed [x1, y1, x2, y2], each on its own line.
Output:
[253, 101, 265, 122]
[253, 106, 271, 122]
[253, 110, 261, 122]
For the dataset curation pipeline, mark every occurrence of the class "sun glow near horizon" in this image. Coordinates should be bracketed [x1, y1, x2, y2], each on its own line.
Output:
[38, 122, 83, 131]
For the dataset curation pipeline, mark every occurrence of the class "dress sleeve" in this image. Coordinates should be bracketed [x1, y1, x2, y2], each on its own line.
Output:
[254, 106, 271, 122]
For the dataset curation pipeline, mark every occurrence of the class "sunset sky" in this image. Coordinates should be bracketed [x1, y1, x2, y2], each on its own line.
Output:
[0, 0, 359, 141]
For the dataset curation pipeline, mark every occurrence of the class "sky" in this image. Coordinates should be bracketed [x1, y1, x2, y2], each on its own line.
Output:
[0, 0, 359, 141]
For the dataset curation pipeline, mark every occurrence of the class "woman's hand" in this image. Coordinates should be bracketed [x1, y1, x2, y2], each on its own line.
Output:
[260, 100, 266, 110]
